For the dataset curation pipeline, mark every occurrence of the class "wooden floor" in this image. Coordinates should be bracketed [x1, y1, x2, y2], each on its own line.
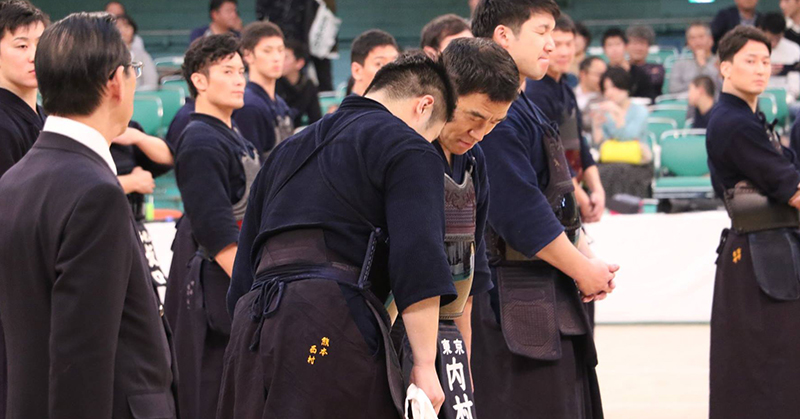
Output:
[595, 324, 710, 419]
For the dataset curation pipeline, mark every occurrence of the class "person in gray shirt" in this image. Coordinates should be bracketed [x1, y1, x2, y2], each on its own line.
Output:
[669, 22, 720, 94]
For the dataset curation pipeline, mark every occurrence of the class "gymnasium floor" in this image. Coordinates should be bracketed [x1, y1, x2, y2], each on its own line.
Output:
[595, 324, 710, 419]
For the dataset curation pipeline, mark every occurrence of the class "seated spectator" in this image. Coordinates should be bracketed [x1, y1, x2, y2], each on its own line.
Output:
[115, 14, 158, 91]
[669, 22, 720, 94]
[781, 0, 800, 45]
[626, 25, 665, 100]
[276, 39, 322, 127]
[760, 12, 800, 71]
[420, 14, 472, 58]
[602, 27, 651, 101]
[711, 0, 762, 51]
[591, 67, 653, 198]
[576, 56, 607, 132]
[189, 0, 240, 43]
[687, 75, 716, 129]
[104, 1, 144, 50]
[349, 29, 399, 96]
[570, 21, 591, 77]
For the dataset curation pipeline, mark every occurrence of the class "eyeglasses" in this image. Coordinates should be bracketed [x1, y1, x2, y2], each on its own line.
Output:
[108, 61, 144, 80]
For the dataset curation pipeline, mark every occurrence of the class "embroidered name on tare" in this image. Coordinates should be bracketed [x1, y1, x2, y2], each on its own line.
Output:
[307, 337, 331, 365]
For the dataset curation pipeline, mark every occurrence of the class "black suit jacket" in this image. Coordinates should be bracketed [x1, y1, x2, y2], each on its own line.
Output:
[711, 6, 763, 51]
[0, 132, 177, 419]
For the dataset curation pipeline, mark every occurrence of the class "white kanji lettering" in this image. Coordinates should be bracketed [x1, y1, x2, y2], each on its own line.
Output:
[441, 338, 452, 355]
[454, 338, 465, 355]
[446, 357, 466, 391]
[452, 394, 474, 419]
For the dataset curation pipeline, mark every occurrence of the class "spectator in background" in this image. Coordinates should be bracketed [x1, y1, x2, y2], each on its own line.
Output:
[576, 56, 607, 132]
[602, 27, 650, 100]
[276, 39, 322, 127]
[781, 0, 800, 45]
[760, 12, 800, 100]
[115, 15, 158, 91]
[104, 1, 144, 50]
[669, 22, 719, 94]
[626, 25, 665, 100]
[711, 0, 762, 50]
[189, 0, 240, 43]
[592, 67, 652, 198]
[349, 29, 399, 96]
[687, 75, 716, 129]
[570, 21, 591, 77]
[420, 14, 472, 58]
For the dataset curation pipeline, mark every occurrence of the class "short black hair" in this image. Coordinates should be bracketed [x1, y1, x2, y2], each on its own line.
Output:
[115, 14, 137, 35]
[351, 29, 398, 65]
[626, 25, 655, 45]
[210, 0, 236, 14]
[554, 15, 575, 34]
[442, 37, 519, 104]
[240, 20, 283, 52]
[600, 66, 632, 93]
[575, 21, 591, 47]
[365, 51, 457, 124]
[36, 12, 129, 116]
[579, 55, 604, 73]
[182, 33, 241, 99]
[759, 12, 787, 35]
[718, 25, 772, 63]
[284, 38, 308, 61]
[472, 0, 560, 39]
[420, 14, 471, 51]
[0, 0, 48, 39]
[691, 75, 715, 97]
[602, 27, 627, 46]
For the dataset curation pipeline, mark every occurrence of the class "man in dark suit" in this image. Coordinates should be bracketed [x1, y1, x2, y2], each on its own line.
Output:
[711, 0, 762, 51]
[0, 12, 177, 419]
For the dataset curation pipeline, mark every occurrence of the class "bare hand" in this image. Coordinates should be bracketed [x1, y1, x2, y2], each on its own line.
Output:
[586, 190, 606, 223]
[576, 258, 617, 299]
[409, 364, 445, 414]
[127, 166, 155, 194]
[113, 127, 146, 146]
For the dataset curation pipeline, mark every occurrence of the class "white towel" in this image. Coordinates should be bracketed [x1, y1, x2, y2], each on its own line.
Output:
[404, 384, 438, 419]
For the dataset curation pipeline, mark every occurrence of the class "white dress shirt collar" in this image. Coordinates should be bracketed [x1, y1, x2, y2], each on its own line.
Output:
[43, 116, 117, 175]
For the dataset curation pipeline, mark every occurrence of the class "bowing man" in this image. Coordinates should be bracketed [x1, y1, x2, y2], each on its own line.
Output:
[0, 12, 176, 419]
[219, 52, 458, 418]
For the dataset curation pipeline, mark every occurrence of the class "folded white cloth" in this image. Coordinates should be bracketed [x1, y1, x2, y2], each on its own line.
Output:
[405, 383, 438, 419]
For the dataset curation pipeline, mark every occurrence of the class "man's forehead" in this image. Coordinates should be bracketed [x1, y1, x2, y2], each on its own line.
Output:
[523, 13, 556, 30]
[736, 40, 771, 58]
[458, 94, 510, 118]
[367, 45, 399, 60]
[2, 22, 45, 41]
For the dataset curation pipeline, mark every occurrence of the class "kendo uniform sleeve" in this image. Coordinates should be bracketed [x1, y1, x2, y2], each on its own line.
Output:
[129, 121, 173, 177]
[481, 123, 565, 257]
[384, 149, 457, 313]
[176, 141, 240, 257]
[232, 105, 275, 156]
[50, 182, 133, 417]
[471, 146, 493, 296]
[726, 123, 800, 203]
[0, 126, 24, 177]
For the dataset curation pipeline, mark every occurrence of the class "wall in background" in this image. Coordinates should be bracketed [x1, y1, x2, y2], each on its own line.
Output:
[31, 0, 780, 87]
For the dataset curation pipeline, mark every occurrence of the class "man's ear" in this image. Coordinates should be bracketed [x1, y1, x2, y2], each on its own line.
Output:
[493, 25, 513, 49]
[295, 57, 306, 71]
[719, 60, 732, 80]
[423, 46, 439, 59]
[107, 65, 126, 103]
[191, 72, 209, 95]
[351, 61, 363, 81]
[242, 49, 255, 66]
[416, 94, 436, 120]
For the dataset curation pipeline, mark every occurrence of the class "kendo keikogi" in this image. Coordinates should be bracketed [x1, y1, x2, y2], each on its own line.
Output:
[232, 81, 294, 160]
[471, 93, 603, 419]
[219, 93, 457, 418]
[164, 113, 260, 419]
[707, 91, 800, 419]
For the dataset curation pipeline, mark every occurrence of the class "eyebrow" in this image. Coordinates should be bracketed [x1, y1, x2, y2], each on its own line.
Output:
[12, 36, 29, 41]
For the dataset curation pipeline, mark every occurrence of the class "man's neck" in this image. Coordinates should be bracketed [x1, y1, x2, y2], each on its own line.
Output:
[0, 82, 38, 113]
[352, 81, 368, 97]
[723, 83, 759, 112]
[630, 58, 646, 66]
[285, 70, 301, 86]
[792, 10, 800, 26]
[250, 71, 277, 100]
[195, 95, 233, 128]
[67, 112, 125, 145]
[209, 21, 228, 35]
[739, 8, 755, 20]
[697, 96, 714, 114]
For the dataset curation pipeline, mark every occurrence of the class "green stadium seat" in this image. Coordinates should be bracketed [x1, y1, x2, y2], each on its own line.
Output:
[132, 94, 163, 136]
[153, 170, 183, 212]
[758, 94, 778, 123]
[763, 87, 789, 126]
[138, 87, 185, 129]
[153, 55, 183, 72]
[318, 91, 343, 114]
[649, 104, 688, 129]
[646, 117, 678, 144]
[652, 129, 714, 199]
[161, 76, 190, 99]
[655, 94, 688, 106]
